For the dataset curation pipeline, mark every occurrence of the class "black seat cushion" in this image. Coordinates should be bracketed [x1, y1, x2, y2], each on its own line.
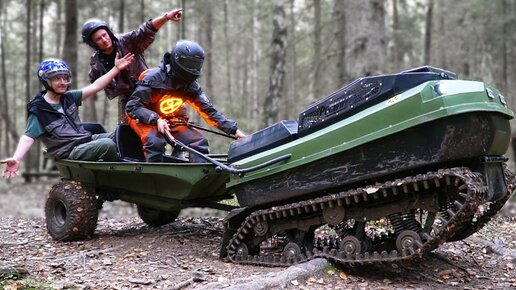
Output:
[115, 124, 145, 162]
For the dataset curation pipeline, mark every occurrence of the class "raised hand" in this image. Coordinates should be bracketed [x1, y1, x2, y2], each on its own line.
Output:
[1, 158, 20, 179]
[165, 8, 182, 21]
[115, 53, 135, 71]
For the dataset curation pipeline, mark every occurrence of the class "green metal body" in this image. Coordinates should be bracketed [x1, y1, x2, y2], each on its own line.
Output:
[228, 80, 513, 188]
[55, 160, 231, 211]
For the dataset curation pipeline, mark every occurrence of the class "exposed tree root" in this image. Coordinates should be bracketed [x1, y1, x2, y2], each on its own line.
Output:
[466, 236, 516, 258]
[193, 258, 329, 290]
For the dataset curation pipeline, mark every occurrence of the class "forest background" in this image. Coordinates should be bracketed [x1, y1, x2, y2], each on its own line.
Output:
[1, 0, 516, 177]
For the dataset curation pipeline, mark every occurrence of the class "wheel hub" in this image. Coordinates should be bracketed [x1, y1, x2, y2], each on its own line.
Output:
[283, 242, 302, 259]
[396, 230, 422, 252]
[339, 236, 361, 255]
[254, 221, 268, 236]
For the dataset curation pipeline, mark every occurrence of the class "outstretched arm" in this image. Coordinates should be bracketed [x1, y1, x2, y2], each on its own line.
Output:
[1, 135, 35, 179]
[234, 129, 247, 139]
[151, 8, 182, 30]
[81, 53, 135, 99]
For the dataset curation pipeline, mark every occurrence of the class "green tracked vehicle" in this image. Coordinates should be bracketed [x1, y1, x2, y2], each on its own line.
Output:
[45, 66, 514, 267]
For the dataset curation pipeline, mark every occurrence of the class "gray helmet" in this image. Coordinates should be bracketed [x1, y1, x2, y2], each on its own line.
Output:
[170, 40, 204, 82]
[81, 19, 116, 49]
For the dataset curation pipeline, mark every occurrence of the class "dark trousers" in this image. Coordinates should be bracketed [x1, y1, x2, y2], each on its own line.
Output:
[127, 116, 209, 163]
[68, 133, 117, 162]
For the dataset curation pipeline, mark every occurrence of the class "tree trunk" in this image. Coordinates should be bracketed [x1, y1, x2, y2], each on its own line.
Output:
[423, 0, 434, 65]
[0, 3, 4, 156]
[140, 0, 145, 24]
[119, 0, 125, 33]
[56, 0, 63, 56]
[250, 0, 260, 128]
[223, 0, 233, 111]
[334, 0, 347, 85]
[313, 0, 322, 101]
[436, 0, 447, 69]
[391, 0, 403, 71]
[204, 3, 214, 98]
[241, 43, 250, 120]
[114, 0, 126, 124]
[181, 0, 186, 38]
[24, 0, 34, 176]
[38, 1, 44, 62]
[501, 0, 508, 94]
[0, 2, 20, 155]
[36, 0, 46, 172]
[262, 3, 287, 126]
[286, 0, 297, 119]
[344, 0, 386, 80]
[63, 0, 77, 78]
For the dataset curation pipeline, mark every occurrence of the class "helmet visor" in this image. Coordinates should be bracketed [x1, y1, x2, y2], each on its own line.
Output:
[175, 54, 203, 75]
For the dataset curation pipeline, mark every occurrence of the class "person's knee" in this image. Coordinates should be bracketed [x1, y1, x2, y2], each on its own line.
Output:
[189, 136, 209, 154]
[145, 135, 166, 151]
[97, 139, 118, 161]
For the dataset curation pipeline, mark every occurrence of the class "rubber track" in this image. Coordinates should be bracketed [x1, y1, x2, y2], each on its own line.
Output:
[447, 169, 515, 242]
[225, 167, 503, 267]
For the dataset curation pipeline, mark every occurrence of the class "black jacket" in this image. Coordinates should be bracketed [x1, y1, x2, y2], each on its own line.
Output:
[125, 63, 238, 135]
[26, 91, 91, 159]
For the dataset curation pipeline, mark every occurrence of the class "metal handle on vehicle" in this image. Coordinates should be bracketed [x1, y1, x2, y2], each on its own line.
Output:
[164, 130, 290, 176]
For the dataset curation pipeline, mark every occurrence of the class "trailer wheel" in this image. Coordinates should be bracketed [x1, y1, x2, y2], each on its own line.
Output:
[45, 181, 98, 241]
[137, 205, 180, 227]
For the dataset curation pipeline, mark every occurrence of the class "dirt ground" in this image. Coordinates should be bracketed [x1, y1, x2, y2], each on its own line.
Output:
[0, 178, 515, 290]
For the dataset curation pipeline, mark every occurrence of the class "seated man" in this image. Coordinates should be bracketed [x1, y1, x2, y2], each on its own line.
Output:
[125, 40, 246, 163]
[2, 53, 134, 179]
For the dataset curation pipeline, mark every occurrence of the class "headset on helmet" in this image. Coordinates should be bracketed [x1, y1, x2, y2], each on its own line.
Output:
[81, 19, 117, 49]
[168, 40, 205, 82]
[37, 59, 72, 91]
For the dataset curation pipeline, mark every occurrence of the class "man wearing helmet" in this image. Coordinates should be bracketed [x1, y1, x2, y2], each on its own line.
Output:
[125, 40, 246, 163]
[1, 54, 134, 179]
[82, 8, 182, 124]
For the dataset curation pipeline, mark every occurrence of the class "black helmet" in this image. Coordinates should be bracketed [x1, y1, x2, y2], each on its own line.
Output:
[169, 40, 204, 82]
[81, 19, 116, 49]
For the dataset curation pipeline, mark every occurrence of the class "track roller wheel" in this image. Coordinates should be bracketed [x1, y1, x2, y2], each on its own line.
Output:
[396, 230, 422, 253]
[283, 242, 302, 260]
[339, 236, 362, 255]
[253, 221, 268, 236]
[236, 243, 259, 256]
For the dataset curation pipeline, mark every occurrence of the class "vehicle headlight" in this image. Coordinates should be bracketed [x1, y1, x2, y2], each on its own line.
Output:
[433, 83, 448, 96]
[486, 88, 495, 99]
[499, 94, 507, 105]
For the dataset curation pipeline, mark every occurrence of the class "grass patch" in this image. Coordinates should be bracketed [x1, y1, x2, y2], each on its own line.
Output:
[0, 277, 55, 290]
